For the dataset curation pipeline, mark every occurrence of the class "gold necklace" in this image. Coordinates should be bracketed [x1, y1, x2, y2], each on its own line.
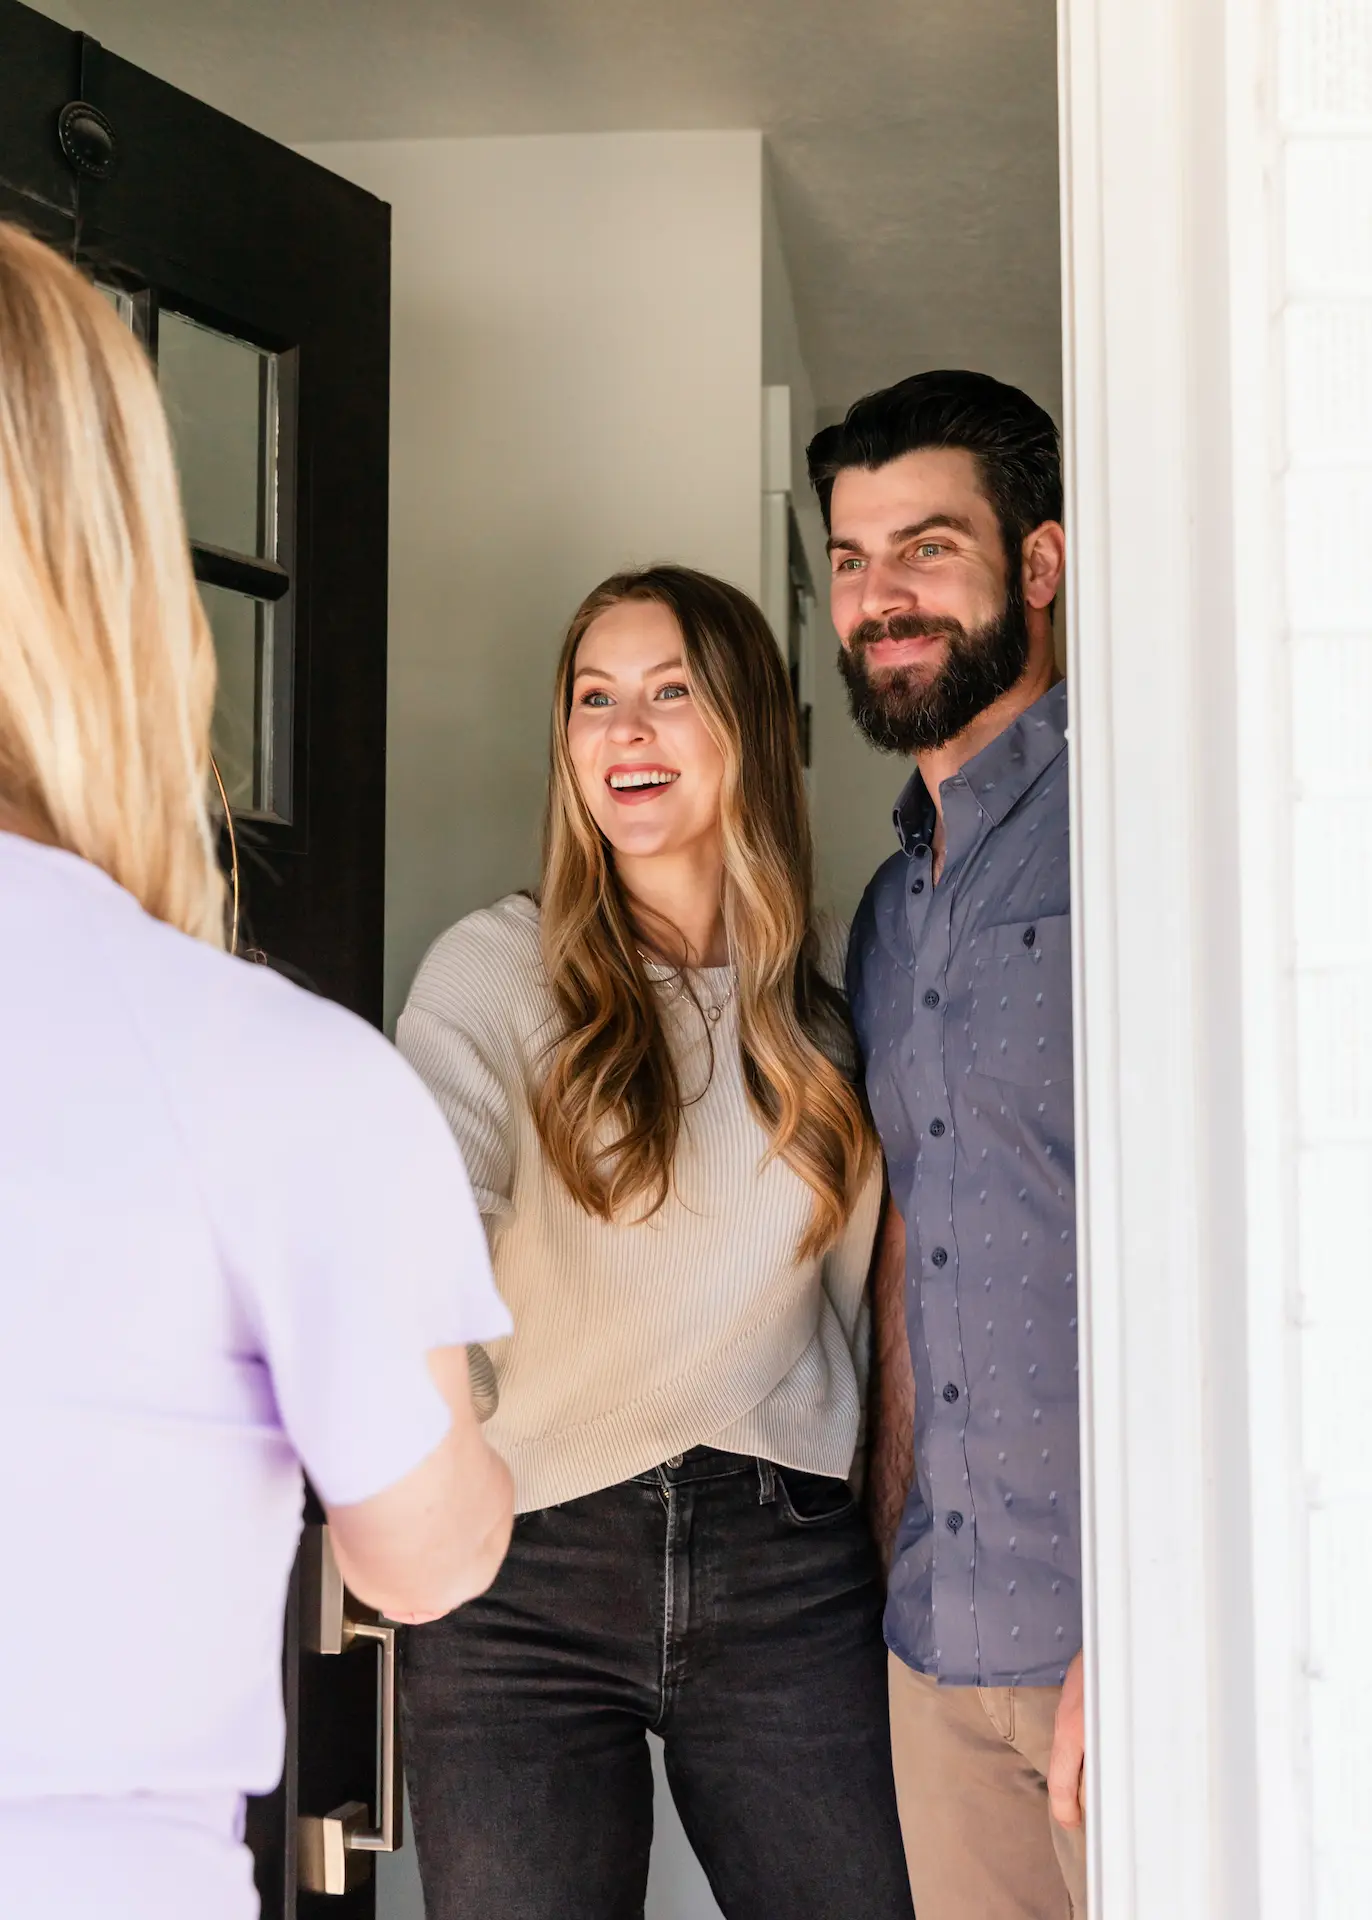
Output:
[698, 970, 737, 1024]
[637, 948, 737, 1023]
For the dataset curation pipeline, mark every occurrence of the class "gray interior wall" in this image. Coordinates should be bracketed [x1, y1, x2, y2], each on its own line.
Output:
[299, 131, 766, 1033]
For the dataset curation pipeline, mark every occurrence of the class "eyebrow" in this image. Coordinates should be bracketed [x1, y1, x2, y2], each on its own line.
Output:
[825, 514, 978, 557]
[572, 655, 685, 682]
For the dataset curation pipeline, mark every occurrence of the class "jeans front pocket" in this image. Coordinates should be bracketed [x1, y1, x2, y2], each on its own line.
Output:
[774, 1466, 859, 1529]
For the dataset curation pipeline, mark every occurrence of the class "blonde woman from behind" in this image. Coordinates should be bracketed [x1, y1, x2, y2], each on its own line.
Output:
[398, 566, 916, 1920]
[0, 222, 514, 1920]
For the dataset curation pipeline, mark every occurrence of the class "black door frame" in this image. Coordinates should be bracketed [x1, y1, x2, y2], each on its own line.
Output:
[0, 8, 397, 1915]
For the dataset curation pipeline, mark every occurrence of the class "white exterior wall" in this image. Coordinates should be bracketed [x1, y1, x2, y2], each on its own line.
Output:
[1274, 4, 1372, 1911]
[298, 132, 764, 1033]
[1060, 0, 1372, 1912]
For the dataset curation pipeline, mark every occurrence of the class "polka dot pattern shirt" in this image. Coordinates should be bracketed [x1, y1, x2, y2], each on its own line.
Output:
[847, 682, 1079, 1688]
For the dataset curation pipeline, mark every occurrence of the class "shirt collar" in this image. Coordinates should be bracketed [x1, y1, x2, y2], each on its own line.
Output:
[891, 680, 1069, 854]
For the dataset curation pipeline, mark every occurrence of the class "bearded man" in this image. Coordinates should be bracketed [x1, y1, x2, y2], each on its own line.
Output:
[808, 373, 1086, 1920]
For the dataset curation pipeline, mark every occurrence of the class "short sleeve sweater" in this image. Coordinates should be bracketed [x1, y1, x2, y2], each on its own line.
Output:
[397, 894, 883, 1512]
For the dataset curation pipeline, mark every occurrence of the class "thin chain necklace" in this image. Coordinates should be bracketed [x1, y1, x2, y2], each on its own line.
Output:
[637, 947, 737, 1023]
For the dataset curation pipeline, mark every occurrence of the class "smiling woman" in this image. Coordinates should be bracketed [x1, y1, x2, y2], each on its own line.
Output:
[392, 561, 913, 1920]
[541, 565, 870, 1252]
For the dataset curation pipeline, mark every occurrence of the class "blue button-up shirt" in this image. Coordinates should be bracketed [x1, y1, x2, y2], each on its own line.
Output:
[847, 682, 1078, 1686]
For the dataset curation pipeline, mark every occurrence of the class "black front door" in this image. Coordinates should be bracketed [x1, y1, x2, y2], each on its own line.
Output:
[2, 0, 390, 1015]
[1, 5, 394, 1914]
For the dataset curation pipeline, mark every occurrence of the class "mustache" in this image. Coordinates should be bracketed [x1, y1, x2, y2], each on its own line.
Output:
[846, 612, 967, 653]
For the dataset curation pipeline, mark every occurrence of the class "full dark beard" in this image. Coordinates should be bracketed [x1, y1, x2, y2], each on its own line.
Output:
[837, 583, 1031, 755]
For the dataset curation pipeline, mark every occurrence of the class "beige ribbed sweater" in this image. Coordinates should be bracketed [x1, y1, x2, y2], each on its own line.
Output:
[397, 894, 881, 1513]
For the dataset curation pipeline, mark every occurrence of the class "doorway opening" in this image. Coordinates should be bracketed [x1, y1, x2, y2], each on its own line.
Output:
[10, 2, 1341, 1916]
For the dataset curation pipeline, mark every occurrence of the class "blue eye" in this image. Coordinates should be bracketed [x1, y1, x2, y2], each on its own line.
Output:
[580, 689, 612, 708]
[656, 683, 689, 701]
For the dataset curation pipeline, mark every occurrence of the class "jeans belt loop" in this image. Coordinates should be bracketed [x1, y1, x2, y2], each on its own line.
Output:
[756, 1458, 777, 1505]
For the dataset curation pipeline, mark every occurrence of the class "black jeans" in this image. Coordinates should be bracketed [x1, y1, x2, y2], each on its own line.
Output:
[401, 1447, 916, 1920]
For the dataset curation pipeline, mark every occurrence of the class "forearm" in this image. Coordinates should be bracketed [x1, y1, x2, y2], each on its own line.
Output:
[339, 1427, 512, 1624]
[327, 1346, 514, 1623]
[865, 1197, 915, 1574]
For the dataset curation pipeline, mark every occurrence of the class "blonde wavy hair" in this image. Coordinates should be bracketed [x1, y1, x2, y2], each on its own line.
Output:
[536, 565, 874, 1260]
[0, 221, 224, 944]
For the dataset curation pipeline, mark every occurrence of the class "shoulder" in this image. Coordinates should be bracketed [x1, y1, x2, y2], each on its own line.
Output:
[3, 845, 466, 1229]
[183, 933, 441, 1134]
[853, 849, 909, 926]
[76, 885, 457, 1172]
[404, 893, 548, 1033]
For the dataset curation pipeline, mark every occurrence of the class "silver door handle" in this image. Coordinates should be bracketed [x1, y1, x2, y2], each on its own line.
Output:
[297, 1525, 404, 1896]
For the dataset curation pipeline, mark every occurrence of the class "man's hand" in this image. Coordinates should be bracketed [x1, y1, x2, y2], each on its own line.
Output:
[1048, 1649, 1086, 1828]
[864, 1198, 915, 1576]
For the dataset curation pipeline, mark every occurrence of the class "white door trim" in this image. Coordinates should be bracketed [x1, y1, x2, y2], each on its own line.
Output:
[1056, 0, 1306, 1911]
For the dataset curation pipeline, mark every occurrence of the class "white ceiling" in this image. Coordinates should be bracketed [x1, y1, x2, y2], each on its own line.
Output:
[39, 0, 1062, 419]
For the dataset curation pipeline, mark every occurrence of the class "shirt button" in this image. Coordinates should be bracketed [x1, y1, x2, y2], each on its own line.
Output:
[914, 843, 930, 860]
[911, 878, 925, 895]
[931, 1246, 949, 1267]
[1023, 925, 1037, 947]
[929, 1118, 946, 1137]
[923, 988, 941, 1008]
[946, 1511, 964, 1533]
[942, 1383, 960, 1403]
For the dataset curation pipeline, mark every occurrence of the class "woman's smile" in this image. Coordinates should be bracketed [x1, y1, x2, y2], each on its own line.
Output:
[606, 762, 681, 803]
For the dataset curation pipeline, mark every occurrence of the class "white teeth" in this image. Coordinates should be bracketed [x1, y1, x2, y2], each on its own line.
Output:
[609, 770, 679, 790]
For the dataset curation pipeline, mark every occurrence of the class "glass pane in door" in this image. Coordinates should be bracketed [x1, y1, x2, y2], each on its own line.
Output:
[201, 582, 271, 814]
[159, 310, 278, 559]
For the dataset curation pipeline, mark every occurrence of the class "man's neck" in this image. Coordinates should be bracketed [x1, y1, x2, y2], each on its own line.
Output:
[917, 651, 1061, 881]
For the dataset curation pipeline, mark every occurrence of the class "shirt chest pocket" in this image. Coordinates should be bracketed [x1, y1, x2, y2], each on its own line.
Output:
[964, 914, 1074, 1089]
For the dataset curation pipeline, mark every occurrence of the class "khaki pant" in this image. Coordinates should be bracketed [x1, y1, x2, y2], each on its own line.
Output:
[888, 1654, 1088, 1919]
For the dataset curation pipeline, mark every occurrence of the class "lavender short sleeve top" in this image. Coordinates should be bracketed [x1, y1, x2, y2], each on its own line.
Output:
[0, 834, 511, 1914]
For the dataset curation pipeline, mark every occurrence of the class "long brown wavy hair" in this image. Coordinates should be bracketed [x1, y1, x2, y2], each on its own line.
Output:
[535, 564, 873, 1260]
